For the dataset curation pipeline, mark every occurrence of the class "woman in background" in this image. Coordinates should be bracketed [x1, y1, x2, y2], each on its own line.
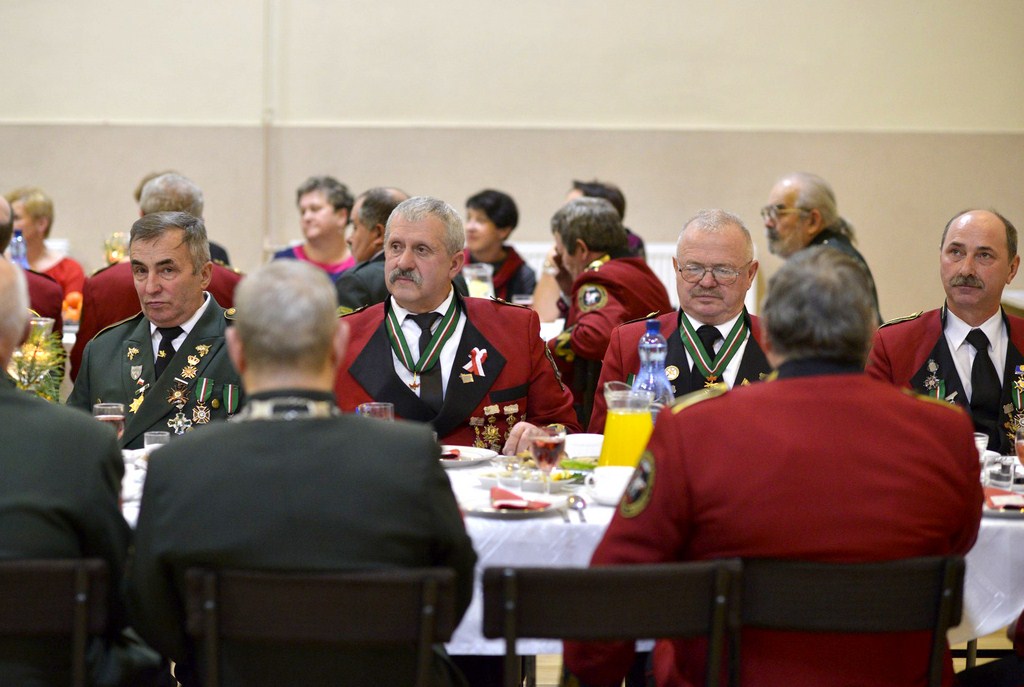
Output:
[463, 189, 535, 302]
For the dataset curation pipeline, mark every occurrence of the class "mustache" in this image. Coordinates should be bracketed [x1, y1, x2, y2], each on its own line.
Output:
[690, 286, 721, 298]
[949, 274, 984, 289]
[388, 268, 422, 286]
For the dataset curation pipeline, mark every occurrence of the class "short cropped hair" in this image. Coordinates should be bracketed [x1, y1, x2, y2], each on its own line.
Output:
[678, 209, 754, 263]
[130, 211, 211, 275]
[385, 196, 465, 256]
[572, 179, 626, 220]
[139, 173, 204, 218]
[551, 197, 628, 256]
[233, 260, 338, 373]
[762, 246, 875, 367]
[296, 176, 354, 214]
[5, 187, 54, 237]
[941, 208, 1018, 261]
[358, 187, 410, 230]
[466, 189, 519, 230]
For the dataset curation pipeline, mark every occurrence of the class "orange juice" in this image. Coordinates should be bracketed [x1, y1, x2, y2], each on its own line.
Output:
[599, 409, 653, 466]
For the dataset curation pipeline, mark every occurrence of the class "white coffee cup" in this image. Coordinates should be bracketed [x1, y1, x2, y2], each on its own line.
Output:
[585, 465, 635, 506]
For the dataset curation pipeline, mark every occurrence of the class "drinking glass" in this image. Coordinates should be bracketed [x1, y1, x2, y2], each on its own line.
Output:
[356, 402, 395, 421]
[93, 403, 125, 439]
[104, 232, 129, 265]
[144, 431, 170, 452]
[529, 426, 566, 494]
[462, 263, 495, 299]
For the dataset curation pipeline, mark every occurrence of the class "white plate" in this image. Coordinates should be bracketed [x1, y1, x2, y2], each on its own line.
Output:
[465, 503, 563, 520]
[440, 445, 498, 467]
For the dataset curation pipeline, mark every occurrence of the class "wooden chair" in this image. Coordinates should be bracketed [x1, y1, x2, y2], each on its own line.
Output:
[482, 560, 742, 687]
[0, 559, 109, 687]
[737, 556, 965, 687]
[185, 567, 457, 687]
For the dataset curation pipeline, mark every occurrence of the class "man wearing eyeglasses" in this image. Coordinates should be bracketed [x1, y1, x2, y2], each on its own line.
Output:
[589, 209, 770, 432]
[547, 197, 671, 426]
[762, 172, 882, 323]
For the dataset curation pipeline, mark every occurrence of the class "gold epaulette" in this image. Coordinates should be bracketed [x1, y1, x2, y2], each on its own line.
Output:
[584, 255, 611, 272]
[670, 384, 728, 414]
[339, 305, 368, 318]
[878, 311, 923, 328]
[489, 296, 529, 309]
[94, 311, 144, 339]
[223, 307, 237, 321]
[621, 311, 667, 327]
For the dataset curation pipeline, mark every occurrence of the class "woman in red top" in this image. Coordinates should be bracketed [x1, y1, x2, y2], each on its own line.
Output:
[5, 186, 85, 297]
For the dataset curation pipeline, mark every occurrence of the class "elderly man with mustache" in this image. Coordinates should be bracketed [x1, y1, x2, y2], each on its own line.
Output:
[589, 209, 772, 432]
[867, 209, 1023, 454]
[334, 196, 580, 454]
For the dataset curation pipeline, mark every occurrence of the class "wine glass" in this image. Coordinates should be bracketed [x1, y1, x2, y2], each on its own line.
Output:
[93, 403, 125, 440]
[529, 426, 566, 495]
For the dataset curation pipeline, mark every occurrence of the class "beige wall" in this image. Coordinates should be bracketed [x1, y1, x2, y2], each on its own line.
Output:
[1, 1, 1022, 319]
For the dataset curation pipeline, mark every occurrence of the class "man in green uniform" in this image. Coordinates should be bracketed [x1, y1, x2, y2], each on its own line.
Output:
[68, 211, 242, 449]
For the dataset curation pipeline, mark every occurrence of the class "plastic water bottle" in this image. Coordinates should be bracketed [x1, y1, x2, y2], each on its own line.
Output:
[8, 229, 28, 269]
[632, 319, 674, 416]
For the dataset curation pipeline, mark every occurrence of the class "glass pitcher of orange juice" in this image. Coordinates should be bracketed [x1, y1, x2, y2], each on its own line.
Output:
[599, 382, 654, 467]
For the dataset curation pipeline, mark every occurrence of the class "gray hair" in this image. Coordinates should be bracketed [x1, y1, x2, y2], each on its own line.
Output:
[385, 196, 465, 256]
[783, 172, 856, 243]
[761, 246, 875, 366]
[0, 261, 29, 353]
[234, 260, 338, 372]
[359, 187, 410, 230]
[678, 209, 754, 262]
[139, 173, 205, 218]
[130, 211, 211, 274]
[550, 197, 628, 255]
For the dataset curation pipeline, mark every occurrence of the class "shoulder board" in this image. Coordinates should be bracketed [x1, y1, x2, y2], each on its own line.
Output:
[213, 260, 242, 274]
[621, 311, 668, 326]
[339, 305, 369, 318]
[878, 311, 923, 329]
[489, 296, 529, 309]
[223, 307, 237, 321]
[670, 384, 728, 414]
[94, 311, 144, 339]
[584, 254, 611, 273]
[900, 387, 966, 412]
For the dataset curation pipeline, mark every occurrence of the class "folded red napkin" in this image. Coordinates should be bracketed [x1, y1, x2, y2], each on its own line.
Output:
[490, 486, 550, 511]
[984, 486, 1024, 510]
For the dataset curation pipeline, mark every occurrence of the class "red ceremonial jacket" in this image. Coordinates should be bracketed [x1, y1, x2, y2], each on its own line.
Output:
[334, 294, 580, 450]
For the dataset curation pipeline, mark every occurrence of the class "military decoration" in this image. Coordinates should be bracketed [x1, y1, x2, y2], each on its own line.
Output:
[922, 359, 947, 400]
[187, 355, 200, 366]
[126, 346, 139, 361]
[665, 365, 679, 381]
[192, 377, 214, 425]
[129, 395, 145, 414]
[166, 381, 190, 410]
[223, 384, 240, 416]
[130, 365, 143, 381]
[459, 373, 474, 384]
[180, 365, 198, 380]
[1002, 365, 1024, 445]
[167, 412, 193, 435]
[577, 284, 608, 313]
[462, 347, 488, 376]
[195, 344, 211, 358]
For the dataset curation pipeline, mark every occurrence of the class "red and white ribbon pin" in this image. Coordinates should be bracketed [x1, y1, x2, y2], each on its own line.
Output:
[463, 347, 488, 376]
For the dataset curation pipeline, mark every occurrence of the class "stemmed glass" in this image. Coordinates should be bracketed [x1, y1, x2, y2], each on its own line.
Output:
[529, 426, 566, 495]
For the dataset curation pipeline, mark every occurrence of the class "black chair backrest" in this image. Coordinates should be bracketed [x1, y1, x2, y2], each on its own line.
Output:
[0, 559, 109, 687]
[184, 567, 457, 687]
[482, 560, 741, 687]
[738, 556, 964, 687]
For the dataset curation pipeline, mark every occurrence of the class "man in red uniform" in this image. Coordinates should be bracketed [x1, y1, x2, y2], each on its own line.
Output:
[0, 196, 62, 334]
[547, 197, 671, 426]
[334, 196, 579, 453]
[69, 174, 241, 380]
[867, 209, 1023, 454]
[589, 209, 770, 432]
[565, 247, 982, 687]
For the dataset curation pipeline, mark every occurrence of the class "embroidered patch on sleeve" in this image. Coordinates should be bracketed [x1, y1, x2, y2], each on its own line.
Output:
[577, 284, 608, 312]
[620, 451, 655, 518]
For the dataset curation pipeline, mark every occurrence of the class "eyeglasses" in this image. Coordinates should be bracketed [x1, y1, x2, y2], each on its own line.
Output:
[677, 261, 751, 285]
[760, 204, 809, 222]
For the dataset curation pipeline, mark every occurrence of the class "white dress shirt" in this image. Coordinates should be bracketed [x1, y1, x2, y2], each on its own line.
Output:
[945, 309, 1007, 403]
[388, 290, 468, 401]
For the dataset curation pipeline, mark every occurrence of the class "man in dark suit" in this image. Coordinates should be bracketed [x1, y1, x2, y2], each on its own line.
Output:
[867, 209, 1022, 453]
[129, 260, 476, 687]
[68, 212, 242, 449]
[0, 257, 130, 684]
[565, 247, 982, 687]
[589, 209, 770, 432]
[69, 173, 241, 380]
[0, 195, 63, 334]
[334, 186, 408, 313]
[334, 196, 580, 454]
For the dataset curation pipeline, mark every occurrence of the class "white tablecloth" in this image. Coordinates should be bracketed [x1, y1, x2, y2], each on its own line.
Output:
[442, 464, 1024, 654]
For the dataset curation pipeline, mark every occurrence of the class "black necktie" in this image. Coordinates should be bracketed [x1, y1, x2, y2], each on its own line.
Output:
[410, 312, 443, 413]
[154, 326, 184, 379]
[689, 325, 722, 390]
[966, 328, 1000, 448]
